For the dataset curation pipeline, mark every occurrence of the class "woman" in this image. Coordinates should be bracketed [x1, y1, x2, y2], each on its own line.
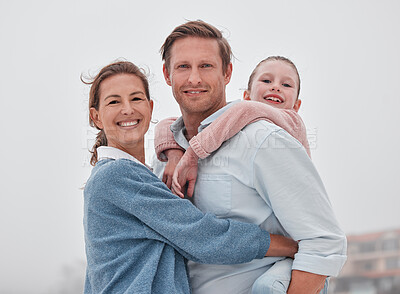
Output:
[83, 61, 297, 293]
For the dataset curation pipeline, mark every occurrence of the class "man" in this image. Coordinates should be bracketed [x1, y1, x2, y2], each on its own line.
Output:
[153, 20, 347, 294]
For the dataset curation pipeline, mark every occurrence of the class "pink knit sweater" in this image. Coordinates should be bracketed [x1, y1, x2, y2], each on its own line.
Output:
[154, 100, 310, 160]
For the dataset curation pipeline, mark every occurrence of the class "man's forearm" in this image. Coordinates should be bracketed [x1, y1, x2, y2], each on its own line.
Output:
[287, 270, 327, 294]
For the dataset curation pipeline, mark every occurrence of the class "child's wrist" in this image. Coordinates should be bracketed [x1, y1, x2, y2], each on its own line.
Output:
[186, 146, 199, 160]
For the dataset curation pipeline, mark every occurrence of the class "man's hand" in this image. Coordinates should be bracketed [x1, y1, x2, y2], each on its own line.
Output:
[288, 270, 327, 294]
[171, 147, 199, 198]
[162, 149, 184, 189]
[266, 234, 298, 258]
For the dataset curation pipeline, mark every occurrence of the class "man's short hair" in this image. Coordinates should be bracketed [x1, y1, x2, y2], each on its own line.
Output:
[160, 20, 232, 74]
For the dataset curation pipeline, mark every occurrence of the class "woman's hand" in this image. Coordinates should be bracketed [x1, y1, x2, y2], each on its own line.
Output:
[171, 147, 199, 198]
[162, 149, 184, 189]
[265, 234, 298, 259]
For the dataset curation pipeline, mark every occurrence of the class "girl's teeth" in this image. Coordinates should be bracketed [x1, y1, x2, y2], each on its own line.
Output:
[266, 97, 282, 103]
[120, 121, 139, 127]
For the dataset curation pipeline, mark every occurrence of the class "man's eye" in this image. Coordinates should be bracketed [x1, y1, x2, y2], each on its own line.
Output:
[283, 83, 292, 88]
[262, 80, 271, 84]
[201, 64, 212, 68]
[178, 64, 189, 69]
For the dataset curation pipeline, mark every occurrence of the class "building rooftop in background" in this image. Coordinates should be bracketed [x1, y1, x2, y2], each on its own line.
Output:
[330, 228, 400, 294]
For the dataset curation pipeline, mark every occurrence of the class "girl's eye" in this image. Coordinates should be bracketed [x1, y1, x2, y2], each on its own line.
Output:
[262, 80, 271, 84]
[283, 83, 292, 88]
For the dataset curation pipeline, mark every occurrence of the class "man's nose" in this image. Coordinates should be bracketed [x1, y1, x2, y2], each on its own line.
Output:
[188, 68, 201, 85]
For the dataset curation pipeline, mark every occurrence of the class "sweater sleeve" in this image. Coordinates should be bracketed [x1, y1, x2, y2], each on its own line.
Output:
[189, 100, 311, 159]
[94, 159, 271, 264]
[154, 117, 184, 161]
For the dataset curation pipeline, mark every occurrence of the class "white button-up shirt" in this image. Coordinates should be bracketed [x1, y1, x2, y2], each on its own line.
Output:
[152, 101, 347, 294]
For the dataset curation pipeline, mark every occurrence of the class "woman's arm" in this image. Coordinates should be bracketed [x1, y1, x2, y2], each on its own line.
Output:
[94, 160, 298, 264]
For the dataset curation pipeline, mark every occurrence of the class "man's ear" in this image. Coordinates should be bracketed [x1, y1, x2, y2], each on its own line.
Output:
[163, 64, 172, 86]
[224, 63, 233, 85]
[243, 90, 251, 101]
[90, 107, 103, 129]
[293, 99, 302, 112]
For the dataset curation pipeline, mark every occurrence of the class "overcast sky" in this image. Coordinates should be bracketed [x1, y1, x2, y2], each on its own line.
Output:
[1, 0, 400, 293]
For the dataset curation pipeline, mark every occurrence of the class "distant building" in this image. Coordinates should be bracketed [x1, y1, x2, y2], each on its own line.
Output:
[330, 228, 400, 294]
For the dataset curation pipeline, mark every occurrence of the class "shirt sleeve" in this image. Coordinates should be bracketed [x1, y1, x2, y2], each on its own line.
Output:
[252, 130, 347, 276]
[154, 117, 184, 161]
[189, 100, 311, 159]
[94, 159, 271, 265]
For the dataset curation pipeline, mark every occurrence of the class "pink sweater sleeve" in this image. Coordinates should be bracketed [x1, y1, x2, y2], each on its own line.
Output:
[189, 100, 311, 159]
[154, 117, 184, 161]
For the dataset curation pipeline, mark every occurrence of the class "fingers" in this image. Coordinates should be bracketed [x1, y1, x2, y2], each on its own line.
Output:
[171, 182, 184, 198]
[166, 175, 172, 189]
[162, 173, 172, 189]
[186, 179, 195, 198]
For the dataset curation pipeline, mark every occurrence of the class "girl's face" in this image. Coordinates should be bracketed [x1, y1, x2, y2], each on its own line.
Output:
[244, 60, 301, 112]
[90, 74, 153, 153]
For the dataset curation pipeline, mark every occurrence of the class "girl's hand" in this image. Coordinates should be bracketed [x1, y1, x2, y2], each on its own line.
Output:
[171, 147, 199, 198]
[162, 149, 184, 189]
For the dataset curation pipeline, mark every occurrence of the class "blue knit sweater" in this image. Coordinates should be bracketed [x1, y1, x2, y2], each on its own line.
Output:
[83, 158, 270, 293]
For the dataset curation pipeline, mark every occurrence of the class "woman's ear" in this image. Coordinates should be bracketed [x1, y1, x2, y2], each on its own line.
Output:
[90, 107, 103, 129]
[243, 90, 251, 101]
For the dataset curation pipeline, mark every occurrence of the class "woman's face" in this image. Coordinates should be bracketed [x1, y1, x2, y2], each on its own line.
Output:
[90, 74, 153, 152]
[244, 60, 301, 112]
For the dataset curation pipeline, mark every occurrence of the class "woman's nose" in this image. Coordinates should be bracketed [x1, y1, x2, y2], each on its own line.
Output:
[121, 101, 135, 115]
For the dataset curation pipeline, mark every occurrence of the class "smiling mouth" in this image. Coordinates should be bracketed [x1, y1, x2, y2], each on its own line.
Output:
[264, 97, 283, 103]
[118, 120, 139, 127]
[184, 90, 207, 94]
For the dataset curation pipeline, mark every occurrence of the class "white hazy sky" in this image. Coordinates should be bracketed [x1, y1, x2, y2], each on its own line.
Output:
[1, 0, 400, 293]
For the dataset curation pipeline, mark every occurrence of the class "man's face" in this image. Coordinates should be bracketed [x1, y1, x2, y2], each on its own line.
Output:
[163, 37, 232, 119]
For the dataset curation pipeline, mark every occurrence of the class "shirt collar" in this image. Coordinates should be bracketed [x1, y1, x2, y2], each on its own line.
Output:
[170, 100, 241, 147]
[199, 100, 241, 132]
[97, 146, 150, 169]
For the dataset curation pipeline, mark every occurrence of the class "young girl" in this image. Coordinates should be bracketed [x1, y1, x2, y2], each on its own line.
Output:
[154, 56, 329, 293]
[83, 61, 298, 294]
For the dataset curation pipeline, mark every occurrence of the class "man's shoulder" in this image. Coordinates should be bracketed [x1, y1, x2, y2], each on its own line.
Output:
[242, 119, 283, 133]
[234, 120, 284, 143]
